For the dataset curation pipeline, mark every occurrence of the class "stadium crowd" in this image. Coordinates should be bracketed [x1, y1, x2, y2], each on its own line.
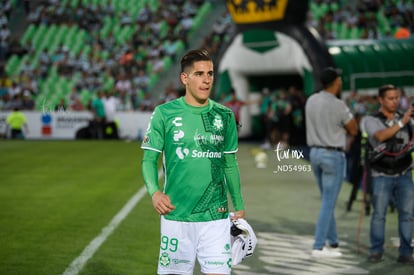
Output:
[309, 0, 413, 40]
[0, 0, 220, 113]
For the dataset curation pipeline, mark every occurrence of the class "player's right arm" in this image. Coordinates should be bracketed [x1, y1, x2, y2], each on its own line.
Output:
[141, 107, 175, 215]
[141, 149, 161, 197]
[142, 149, 176, 215]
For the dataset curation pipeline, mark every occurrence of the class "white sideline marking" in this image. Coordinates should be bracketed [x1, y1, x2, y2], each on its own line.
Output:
[62, 186, 147, 275]
[62, 169, 163, 275]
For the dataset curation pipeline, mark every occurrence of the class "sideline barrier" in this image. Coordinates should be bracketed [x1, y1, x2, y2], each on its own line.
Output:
[0, 111, 152, 140]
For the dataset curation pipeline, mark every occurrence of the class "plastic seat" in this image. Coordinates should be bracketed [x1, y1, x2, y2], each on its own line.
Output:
[20, 24, 36, 45]
[5, 55, 19, 75]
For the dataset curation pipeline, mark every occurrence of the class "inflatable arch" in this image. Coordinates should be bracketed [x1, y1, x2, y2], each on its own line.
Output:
[217, 0, 333, 138]
[217, 1, 414, 139]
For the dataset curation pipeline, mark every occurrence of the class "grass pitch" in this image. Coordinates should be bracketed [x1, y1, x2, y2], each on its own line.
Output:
[0, 141, 412, 275]
[0, 141, 159, 275]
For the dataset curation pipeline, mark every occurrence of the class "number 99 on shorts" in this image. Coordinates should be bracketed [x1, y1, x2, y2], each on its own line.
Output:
[273, 164, 312, 174]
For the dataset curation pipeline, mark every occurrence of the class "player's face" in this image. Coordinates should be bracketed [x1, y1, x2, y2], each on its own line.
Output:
[379, 89, 400, 113]
[181, 60, 214, 107]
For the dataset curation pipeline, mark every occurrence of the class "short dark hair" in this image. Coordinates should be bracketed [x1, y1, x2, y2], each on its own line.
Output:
[180, 49, 212, 73]
[320, 67, 342, 87]
[378, 84, 398, 98]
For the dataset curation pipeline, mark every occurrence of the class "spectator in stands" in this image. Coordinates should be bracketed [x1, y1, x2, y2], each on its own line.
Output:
[136, 3, 152, 26]
[397, 0, 414, 30]
[7, 0, 207, 114]
[21, 90, 34, 110]
[67, 87, 79, 105]
[8, 81, 21, 98]
[120, 10, 132, 26]
[133, 69, 150, 93]
[69, 97, 84, 111]
[150, 52, 165, 74]
[54, 98, 67, 112]
[114, 72, 132, 97]
[394, 22, 411, 38]
[119, 48, 135, 76]
[180, 13, 193, 35]
[116, 93, 133, 112]
[163, 37, 178, 60]
[0, 0, 12, 19]
[138, 92, 155, 111]
[57, 51, 75, 77]
[0, 63, 11, 93]
[0, 23, 9, 61]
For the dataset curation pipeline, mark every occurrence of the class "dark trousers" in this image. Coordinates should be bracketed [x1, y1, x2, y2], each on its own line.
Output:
[11, 129, 24, 139]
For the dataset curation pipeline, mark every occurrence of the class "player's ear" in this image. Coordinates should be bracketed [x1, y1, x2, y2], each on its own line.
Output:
[180, 72, 188, 85]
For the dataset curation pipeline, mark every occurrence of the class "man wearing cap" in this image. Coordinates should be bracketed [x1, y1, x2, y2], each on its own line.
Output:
[305, 67, 358, 257]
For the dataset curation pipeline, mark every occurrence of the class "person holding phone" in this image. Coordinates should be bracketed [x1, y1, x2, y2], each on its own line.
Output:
[363, 84, 414, 264]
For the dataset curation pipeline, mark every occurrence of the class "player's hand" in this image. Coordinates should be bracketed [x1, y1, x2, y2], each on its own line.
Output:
[231, 210, 245, 221]
[151, 191, 176, 215]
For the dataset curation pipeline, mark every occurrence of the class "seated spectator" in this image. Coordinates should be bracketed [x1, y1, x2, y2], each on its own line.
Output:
[0, 23, 10, 61]
[9, 93, 23, 110]
[138, 92, 154, 111]
[120, 10, 132, 26]
[114, 73, 132, 96]
[21, 90, 35, 110]
[150, 53, 165, 74]
[116, 93, 133, 111]
[394, 23, 411, 39]
[8, 81, 21, 98]
[163, 37, 178, 60]
[136, 3, 152, 26]
[54, 98, 67, 112]
[133, 69, 150, 93]
[21, 75, 38, 95]
[70, 97, 84, 111]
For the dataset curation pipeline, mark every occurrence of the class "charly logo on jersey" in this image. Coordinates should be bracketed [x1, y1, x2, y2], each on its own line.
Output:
[172, 117, 182, 126]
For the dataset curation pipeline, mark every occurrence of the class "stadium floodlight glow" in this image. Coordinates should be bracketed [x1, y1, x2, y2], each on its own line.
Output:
[329, 47, 341, 55]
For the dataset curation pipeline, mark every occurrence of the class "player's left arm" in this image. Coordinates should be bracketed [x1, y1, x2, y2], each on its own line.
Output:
[224, 153, 245, 220]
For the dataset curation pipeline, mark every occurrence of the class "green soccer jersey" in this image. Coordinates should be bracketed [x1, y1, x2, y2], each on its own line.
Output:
[141, 97, 241, 222]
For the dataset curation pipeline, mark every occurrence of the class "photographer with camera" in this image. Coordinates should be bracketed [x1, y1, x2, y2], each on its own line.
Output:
[364, 84, 414, 264]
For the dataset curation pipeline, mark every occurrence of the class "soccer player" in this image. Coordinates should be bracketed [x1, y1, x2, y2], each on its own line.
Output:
[141, 49, 246, 275]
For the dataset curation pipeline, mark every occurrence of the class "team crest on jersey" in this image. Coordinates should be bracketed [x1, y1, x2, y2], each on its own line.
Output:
[159, 252, 171, 267]
[213, 115, 223, 131]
